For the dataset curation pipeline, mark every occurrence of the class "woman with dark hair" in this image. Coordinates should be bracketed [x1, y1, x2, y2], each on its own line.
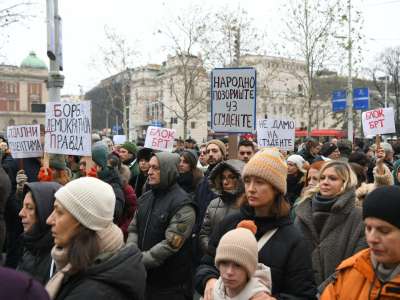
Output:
[298, 138, 320, 164]
[295, 161, 367, 285]
[199, 159, 245, 255]
[177, 149, 203, 194]
[133, 147, 153, 198]
[45, 177, 146, 300]
[17, 182, 61, 284]
[195, 148, 316, 300]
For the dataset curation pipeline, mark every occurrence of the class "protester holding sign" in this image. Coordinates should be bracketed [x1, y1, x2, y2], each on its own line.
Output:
[295, 161, 367, 285]
[37, 154, 70, 186]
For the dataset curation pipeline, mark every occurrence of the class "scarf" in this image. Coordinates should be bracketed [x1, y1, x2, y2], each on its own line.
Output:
[45, 223, 124, 299]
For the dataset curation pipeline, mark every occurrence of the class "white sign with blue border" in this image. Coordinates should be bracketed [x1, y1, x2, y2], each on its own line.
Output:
[211, 67, 256, 133]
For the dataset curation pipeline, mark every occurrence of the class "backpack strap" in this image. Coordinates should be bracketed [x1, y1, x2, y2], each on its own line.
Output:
[257, 228, 278, 251]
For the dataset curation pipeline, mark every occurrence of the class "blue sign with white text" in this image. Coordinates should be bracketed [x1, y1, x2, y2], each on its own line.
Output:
[353, 87, 369, 110]
[332, 90, 347, 112]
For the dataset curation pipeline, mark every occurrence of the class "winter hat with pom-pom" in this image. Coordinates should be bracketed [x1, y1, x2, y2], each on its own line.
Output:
[215, 220, 258, 278]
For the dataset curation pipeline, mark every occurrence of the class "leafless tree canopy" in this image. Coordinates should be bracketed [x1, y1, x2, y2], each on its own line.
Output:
[0, 1, 34, 29]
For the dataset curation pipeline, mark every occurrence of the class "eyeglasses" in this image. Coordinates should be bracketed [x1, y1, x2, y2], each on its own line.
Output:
[222, 175, 237, 181]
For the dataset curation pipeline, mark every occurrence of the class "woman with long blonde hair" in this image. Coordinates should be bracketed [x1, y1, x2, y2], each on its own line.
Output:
[295, 160, 367, 285]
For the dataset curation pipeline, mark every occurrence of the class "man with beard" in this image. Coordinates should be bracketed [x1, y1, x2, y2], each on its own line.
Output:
[193, 139, 226, 255]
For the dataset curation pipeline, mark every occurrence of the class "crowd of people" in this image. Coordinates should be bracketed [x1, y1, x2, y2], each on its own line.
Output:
[0, 133, 399, 299]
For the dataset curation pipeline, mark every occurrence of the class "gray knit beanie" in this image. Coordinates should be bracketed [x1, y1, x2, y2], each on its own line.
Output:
[55, 177, 115, 231]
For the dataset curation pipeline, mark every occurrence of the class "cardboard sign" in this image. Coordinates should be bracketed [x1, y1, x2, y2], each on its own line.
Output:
[211, 67, 256, 133]
[45, 101, 92, 156]
[257, 117, 295, 151]
[113, 135, 126, 145]
[144, 126, 176, 152]
[7, 124, 43, 158]
[362, 107, 395, 137]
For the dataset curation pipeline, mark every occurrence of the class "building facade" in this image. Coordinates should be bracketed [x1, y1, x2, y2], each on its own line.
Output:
[0, 52, 48, 135]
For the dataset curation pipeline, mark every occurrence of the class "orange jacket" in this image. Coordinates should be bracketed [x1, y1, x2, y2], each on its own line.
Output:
[321, 248, 400, 300]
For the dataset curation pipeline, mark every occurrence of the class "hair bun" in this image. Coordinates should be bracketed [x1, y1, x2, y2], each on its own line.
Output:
[237, 220, 257, 235]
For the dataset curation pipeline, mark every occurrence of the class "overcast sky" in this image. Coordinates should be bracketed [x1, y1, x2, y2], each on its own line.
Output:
[2, 0, 400, 95]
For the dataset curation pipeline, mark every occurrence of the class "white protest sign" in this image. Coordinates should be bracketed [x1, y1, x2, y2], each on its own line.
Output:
[211, 67, 256, 133]
[113, 135, 126, 145]
[7, 124, 43, 158]
[144, 126, 176, 152]
[362, 107, 396, 137]
[257, 117, 296, 151]
[45, 101, 92, 156]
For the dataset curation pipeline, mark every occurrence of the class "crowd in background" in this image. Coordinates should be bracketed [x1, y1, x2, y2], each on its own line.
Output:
[0, 132, 399, 299]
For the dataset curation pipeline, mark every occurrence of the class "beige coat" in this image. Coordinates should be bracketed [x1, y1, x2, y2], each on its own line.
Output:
[355, 164, 393, 206]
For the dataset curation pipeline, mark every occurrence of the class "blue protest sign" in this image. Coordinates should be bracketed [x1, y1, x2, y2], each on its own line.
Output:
[353, 87, 369, 110]
[332, 90, 347, 112]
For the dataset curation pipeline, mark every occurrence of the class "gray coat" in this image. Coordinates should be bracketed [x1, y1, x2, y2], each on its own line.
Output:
[198, 159, 245, 254]
[295, 189, 367, 285]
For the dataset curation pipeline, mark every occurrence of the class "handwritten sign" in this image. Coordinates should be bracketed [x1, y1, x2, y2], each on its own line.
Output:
[45, 101, 92, 156]
[362, 107, 395, 137]
[113, 135, 126, 145]
[144, 126, 176, 152]
[257, 117, 295, 151]
[211, 67, 256, 133]
[7, 124, 43, 158]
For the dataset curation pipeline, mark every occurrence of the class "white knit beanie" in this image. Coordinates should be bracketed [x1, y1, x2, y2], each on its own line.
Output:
[287, 154, 307, 173]
[54, 177, 116, 231]
[215, 227, 258, 278]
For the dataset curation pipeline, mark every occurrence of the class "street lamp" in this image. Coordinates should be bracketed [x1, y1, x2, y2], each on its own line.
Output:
[378, 75, 389, 108]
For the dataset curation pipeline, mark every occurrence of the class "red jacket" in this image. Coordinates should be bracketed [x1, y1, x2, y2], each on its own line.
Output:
[118, 184, 137, 240]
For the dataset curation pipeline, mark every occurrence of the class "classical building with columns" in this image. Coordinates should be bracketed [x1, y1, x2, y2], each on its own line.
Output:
[0, 52, 48, 135]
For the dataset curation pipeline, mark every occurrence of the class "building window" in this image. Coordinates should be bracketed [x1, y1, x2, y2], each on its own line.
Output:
[191, 121, 196, 129]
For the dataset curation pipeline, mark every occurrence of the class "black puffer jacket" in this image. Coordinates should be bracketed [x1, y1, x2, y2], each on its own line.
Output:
[17, 182, 62, 284]
[55, 245, 146, 300]
[0, 165, 11, 251]
[97, 167, 125, 223]
[198, 160, 245, 254]
[195, 205, 317, 300]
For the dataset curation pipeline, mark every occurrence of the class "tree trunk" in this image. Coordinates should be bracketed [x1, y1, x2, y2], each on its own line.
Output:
[183, 117, 188, 139]
[307, 95, 312, 136]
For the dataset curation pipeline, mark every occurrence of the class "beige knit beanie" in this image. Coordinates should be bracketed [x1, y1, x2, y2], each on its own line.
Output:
[242, 147, 288, 194]
[215, 227, 258, 278]
[55, 177, 116, 231]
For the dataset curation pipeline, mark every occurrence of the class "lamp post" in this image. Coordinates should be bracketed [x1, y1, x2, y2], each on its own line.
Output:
[378, 75, 389, 108]
[346, 0, 353, 143]
[46, 0, 64, 102]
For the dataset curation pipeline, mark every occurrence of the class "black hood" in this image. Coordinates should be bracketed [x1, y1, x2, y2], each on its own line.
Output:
[23, 182, 62, 232]
[209, 159, 245, 196]
[85, 245, 146, 299]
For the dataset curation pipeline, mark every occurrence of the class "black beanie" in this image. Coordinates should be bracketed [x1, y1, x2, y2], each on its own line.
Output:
[363, 186, 400, 229]
[320, 142, 338, 157]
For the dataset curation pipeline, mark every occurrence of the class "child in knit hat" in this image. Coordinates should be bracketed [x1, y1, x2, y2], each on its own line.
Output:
[210, 220, 272, 300]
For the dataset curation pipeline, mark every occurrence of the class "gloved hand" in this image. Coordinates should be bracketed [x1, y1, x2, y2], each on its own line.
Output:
[16, 170, 28, 192]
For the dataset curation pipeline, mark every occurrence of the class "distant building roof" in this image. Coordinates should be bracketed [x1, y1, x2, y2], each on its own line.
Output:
[20, 51, 47, 70]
